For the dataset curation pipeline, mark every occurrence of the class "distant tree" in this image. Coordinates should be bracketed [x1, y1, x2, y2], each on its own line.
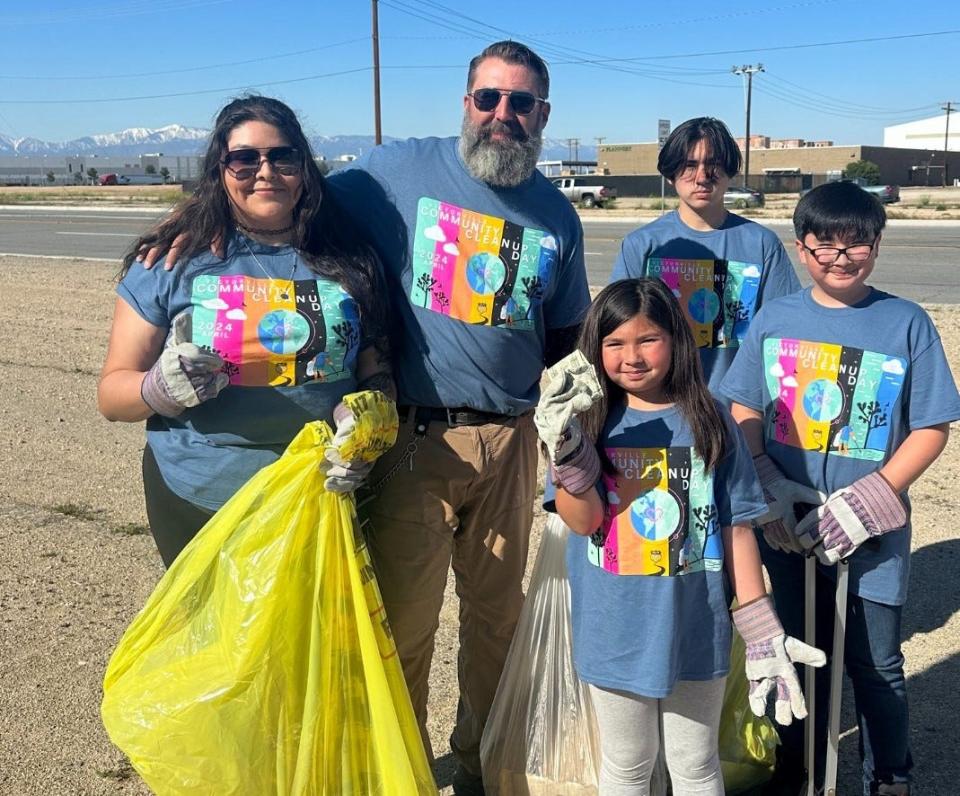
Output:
[74, 171, 85, 184]
[45, 171, 56, 184]
[145, 164, 157, 175]
[86, 167, 98, 184]
[843, 159, 881, 185]
[159, 166, 171, 183]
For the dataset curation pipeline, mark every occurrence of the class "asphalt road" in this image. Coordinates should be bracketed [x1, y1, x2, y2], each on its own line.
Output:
[1, 207, 958, 302]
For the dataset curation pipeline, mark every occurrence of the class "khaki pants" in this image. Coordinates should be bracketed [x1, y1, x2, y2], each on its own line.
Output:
[362, 409, 538, 776]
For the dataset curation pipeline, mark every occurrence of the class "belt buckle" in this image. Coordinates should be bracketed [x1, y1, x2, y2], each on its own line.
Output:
[445, 407, 461, 428]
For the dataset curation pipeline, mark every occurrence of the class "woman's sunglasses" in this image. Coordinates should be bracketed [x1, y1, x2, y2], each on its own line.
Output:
[221, 147, 302, 180]
[467, 88, 545, 116]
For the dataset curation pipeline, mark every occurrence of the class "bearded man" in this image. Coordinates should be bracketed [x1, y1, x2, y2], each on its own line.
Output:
[328, 40, 589, 795]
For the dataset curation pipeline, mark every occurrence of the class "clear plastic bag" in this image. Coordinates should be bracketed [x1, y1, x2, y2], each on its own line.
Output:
[101, 393, 436, 795]
[480, 513, 601, 795]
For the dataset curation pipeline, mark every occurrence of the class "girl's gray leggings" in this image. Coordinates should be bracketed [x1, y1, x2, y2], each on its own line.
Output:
[588, 678, 727, 795]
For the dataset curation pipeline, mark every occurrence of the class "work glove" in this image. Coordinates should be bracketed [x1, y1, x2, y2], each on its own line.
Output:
[534, 351, 603, 495]
[732, 595, 826, 726]
[793, 471, 907, 565]
[322, 393, 397, 493]
[752, 454, 826, 552]
[140, 312, 228, 418]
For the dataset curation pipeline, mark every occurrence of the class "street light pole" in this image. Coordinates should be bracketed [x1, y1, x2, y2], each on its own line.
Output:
[732, 64, 764, 187]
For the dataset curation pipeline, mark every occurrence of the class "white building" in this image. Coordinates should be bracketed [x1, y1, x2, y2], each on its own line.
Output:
[884, 113, 959, 152]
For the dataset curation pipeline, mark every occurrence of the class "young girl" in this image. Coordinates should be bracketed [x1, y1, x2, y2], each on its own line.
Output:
[534, 278, 824, 795]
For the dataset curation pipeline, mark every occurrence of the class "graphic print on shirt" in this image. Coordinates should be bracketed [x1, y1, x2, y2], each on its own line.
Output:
[645, 258, 761, 348]
[762, 337, 907, 461]
[410, 197, 556, 328]
[189, 275, 360, 387]
[590, 446, 722, 576]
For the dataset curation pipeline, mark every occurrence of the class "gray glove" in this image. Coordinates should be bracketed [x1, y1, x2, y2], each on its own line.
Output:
[759, 518, 804, 554]
[732, 595, 826, 726]
[141, 313, 228, 418]
[534, 350, 603, 464]
[794, 472, 907, 565]
[322, 401, 376, 493]
[753, 454, 826, 532]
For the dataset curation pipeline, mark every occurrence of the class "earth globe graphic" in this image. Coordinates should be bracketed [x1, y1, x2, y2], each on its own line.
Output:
[258, 310, 310, 355]
[465, 252, 507, 294]
[802, 378, 843, 421]
[630, 489, 682, 541]
[687, 288, 721, 324]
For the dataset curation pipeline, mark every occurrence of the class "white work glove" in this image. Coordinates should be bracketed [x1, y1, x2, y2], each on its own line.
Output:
[794, 472, 907, 565]
[140, 312, 228, 418]
[534, 350, 603, 463]
[752, 454, 826, 552]
[732, 595, 826, 726]
[534, 351, 603, 495]
[321, 400, 379, 493]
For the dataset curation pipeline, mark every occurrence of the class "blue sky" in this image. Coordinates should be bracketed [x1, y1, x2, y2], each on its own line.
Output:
[0, 0, 957, 146]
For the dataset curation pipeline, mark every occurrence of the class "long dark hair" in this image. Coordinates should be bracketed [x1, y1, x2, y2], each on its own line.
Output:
[578, 278, 728, 471]
[121, 95, 389, 350]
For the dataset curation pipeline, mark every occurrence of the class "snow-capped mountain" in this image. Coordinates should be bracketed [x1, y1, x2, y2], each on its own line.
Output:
[0, 126, 594, 162]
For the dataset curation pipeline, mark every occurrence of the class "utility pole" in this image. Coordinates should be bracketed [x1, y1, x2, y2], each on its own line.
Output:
[371, 0, 382, 145]
[942, 101, 956, 188]
[732, 64, 764, 187]
[566, 138, 580, 163]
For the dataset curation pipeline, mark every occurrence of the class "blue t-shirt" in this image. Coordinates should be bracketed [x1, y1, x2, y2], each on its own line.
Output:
[610, 211, 801, 396]
[119, 234, 367, 510]
[546, 402, 766, 698]
[328, 136, 590, 414]
[719, 287, 960, 605]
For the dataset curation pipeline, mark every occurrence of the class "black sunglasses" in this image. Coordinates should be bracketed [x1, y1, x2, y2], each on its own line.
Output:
[468, 88, 545, 115]
[800, 238, 878, 265]
[221, 147, 302, 180]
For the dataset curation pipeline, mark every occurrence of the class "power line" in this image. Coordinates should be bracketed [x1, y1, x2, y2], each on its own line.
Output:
[0, 38, 369, 82]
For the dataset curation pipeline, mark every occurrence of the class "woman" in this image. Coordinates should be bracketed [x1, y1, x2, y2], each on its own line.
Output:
[98, 95, 394, 567]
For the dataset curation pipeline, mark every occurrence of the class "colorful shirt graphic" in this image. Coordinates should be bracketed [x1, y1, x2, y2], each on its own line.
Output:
[646, 258, 761, 349]
[592, 446, 723, 576]
[190, 275, 360, 387]
[762, 337, 907, 461]
[410, 197, 556, 329]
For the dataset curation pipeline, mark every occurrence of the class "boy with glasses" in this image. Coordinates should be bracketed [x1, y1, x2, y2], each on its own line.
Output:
[611, 117, 801, 397]
[720, 181, 960, 795]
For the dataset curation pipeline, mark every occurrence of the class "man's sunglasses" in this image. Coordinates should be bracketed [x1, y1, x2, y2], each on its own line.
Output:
[221, 147, 302, 180]
[468, 88, 545, 115]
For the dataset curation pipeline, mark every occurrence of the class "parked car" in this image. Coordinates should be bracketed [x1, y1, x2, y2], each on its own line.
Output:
[800, 177, 900, 204]
[98, 173, 167, 186]
[551, 177, 617, 208]
[723, 185, 764, 209]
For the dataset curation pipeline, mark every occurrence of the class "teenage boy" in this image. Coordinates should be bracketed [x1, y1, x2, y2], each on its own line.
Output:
[720, 181, 960, 796]
[611, 117, 800, 396]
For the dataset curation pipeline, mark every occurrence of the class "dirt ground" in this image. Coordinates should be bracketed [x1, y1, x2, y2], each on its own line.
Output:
[0, 255, 958, 795]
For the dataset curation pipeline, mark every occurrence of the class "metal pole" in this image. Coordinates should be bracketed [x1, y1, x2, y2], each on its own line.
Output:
[942, 102, 955, 188]
[733, 65, 764, 189]
[372, 0, 382, 145]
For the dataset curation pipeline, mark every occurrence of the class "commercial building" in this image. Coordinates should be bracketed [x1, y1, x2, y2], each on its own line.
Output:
[884, 113, 958, 152]
[597, 138, 960, 192]
[0, 153, 204, 186]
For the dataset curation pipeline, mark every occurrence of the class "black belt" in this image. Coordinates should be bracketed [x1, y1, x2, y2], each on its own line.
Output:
[397, 405, 514, 428]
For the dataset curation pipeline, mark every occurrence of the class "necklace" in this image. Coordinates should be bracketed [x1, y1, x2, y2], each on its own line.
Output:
[239, 235, 298, 300]
[235, 220, 294, 236]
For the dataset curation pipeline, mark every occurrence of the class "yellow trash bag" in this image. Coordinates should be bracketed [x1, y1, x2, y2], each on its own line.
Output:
[101, 392, 436, 795]
[719, 628, 779, 793]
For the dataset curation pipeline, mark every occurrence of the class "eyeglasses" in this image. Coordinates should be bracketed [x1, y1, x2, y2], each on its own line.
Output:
[800, 239, 877, 265]
[468, 88, 545, 115]
[221, 147, 302, 180]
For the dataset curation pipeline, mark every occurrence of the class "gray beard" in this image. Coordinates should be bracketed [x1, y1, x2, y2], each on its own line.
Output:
[458, 115, 543, 188]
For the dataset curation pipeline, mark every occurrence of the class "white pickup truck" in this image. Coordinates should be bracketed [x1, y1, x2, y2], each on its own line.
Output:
[551, 177, 617, 208]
